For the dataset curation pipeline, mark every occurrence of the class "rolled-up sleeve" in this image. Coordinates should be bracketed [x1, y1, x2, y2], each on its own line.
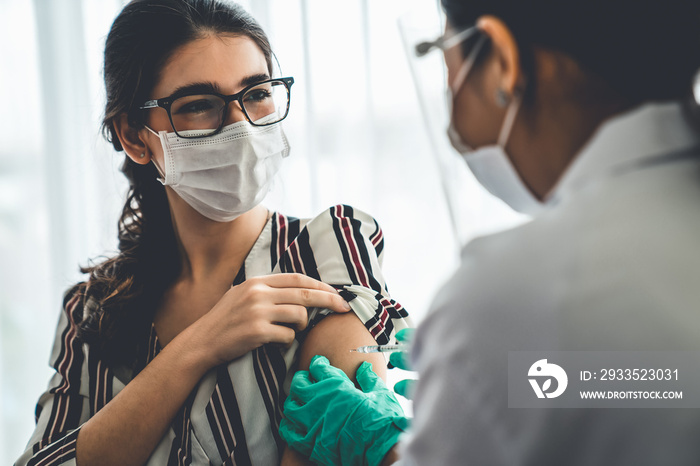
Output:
[274, 204, 412, 347]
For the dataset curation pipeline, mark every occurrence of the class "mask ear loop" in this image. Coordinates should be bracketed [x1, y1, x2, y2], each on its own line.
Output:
[450, 33, 488, 97]
[152, 159, 167, 185]
[497, 93, 522, 149]
[143, 124, 167, 184]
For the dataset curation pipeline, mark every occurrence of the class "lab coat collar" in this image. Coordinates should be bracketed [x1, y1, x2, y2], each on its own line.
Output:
[548, 101, 700, 203]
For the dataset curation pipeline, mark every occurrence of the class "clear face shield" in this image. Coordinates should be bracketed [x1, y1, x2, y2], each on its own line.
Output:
[398, 6, 454, 152]
[397, 5, 529, 242]
[398, 7, 470, 245]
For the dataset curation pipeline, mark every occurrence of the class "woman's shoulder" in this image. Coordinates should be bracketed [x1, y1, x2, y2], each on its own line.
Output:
[270, 205, 389, 290]
[61, 281, 88, 321]
[273, 204, 384, 250]
[270, 205, 409, 343]
[306, 204, 381, 225]
[58, 280, 104, 342]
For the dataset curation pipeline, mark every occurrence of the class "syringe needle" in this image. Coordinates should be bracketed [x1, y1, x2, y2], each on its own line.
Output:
[349, 344, 408, 354]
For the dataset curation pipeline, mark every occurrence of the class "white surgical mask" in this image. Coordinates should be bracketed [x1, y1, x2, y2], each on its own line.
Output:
[146, 114, 289, 222]
[447, 34, 544, 216]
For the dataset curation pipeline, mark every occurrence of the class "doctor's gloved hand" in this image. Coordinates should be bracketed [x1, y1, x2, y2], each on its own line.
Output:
[390, 328, 416, 400]
[280, 355, 409, 466]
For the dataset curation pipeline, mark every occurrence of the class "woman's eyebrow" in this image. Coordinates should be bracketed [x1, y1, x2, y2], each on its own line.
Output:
[239, 73, 271, 89]
[166, 74, 270, 99]
[169, 81, 221, 98]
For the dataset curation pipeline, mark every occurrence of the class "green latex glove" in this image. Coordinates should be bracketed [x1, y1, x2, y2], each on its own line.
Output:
[280, 355, 409, 466]
[389, 328, 416, 399]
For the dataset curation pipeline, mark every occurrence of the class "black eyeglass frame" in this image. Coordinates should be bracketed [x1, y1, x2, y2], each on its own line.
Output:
[138, 76, 295, 139]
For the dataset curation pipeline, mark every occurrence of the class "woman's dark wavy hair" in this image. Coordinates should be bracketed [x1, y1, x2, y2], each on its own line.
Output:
[441, 0, 700, 106]
[77, 0, 273, 371]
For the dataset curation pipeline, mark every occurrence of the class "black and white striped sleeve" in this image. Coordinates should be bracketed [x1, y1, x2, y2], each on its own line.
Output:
[274, 204, 412, 346]
[16, 286, 91, 466]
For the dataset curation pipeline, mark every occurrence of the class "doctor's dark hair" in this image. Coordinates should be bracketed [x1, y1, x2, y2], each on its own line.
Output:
[77, 0, 273, 371]
[441, 0, 700, 106]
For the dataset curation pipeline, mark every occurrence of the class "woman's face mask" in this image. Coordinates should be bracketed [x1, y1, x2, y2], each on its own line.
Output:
[146, 114, 290, 222]
[446, 30, 544, 216]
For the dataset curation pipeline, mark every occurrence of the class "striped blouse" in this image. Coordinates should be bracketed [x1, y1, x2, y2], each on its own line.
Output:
[17, 205, 411, 466]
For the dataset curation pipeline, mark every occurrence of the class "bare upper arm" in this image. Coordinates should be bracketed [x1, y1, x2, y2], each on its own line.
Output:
[298, 311, 387, 382]
[280, 311, 387, 465]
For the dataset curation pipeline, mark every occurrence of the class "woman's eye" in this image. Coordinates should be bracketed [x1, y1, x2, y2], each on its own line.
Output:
[244, 89, 272, 103]
[175, 99, 215, 114]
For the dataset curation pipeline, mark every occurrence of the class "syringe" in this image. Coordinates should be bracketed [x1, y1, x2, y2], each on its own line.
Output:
[349, 344, 408, 354]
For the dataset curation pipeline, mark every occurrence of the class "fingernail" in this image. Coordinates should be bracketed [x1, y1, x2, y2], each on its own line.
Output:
[343, 301, 352, 311]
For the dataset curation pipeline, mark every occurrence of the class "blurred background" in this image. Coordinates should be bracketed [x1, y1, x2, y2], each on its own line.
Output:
[0, 0, 525, 461]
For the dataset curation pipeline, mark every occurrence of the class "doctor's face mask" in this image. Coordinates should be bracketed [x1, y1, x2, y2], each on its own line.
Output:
[444, 28, 545, 215]
[146, 113, 290, 222]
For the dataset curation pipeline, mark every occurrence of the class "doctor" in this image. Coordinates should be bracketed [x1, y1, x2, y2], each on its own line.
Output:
[279, 0, 700, 465]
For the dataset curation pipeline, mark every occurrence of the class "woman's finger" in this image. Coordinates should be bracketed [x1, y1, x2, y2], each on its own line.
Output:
[271, 304, 309, 331]
[272, 288, 351, 313]
[263, 323, 297, 345]
[261, 273, 340, 295]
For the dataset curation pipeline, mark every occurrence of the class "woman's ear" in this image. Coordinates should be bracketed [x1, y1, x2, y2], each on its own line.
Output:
[113, 113, 152, 165]
[477, 15, 524, 98]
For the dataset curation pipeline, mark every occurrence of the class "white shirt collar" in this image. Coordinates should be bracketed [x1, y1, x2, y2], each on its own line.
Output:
[548, 101, 700, 203]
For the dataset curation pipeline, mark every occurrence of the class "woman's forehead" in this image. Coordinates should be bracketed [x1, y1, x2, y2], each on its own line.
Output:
[154, 35, 269, 98]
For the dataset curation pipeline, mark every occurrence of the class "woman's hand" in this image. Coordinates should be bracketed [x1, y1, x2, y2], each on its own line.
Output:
[188, 273, 352, 369]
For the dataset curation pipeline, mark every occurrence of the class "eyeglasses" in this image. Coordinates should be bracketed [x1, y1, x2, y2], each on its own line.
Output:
[139, 77, 294, 139]
[414, 26, 479, 57]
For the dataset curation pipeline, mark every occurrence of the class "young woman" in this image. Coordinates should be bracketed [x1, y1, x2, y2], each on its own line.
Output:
[16, 1, 409, 465]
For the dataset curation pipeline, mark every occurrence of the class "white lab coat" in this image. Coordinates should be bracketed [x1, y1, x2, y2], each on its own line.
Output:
[399, 102, 700, 465]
